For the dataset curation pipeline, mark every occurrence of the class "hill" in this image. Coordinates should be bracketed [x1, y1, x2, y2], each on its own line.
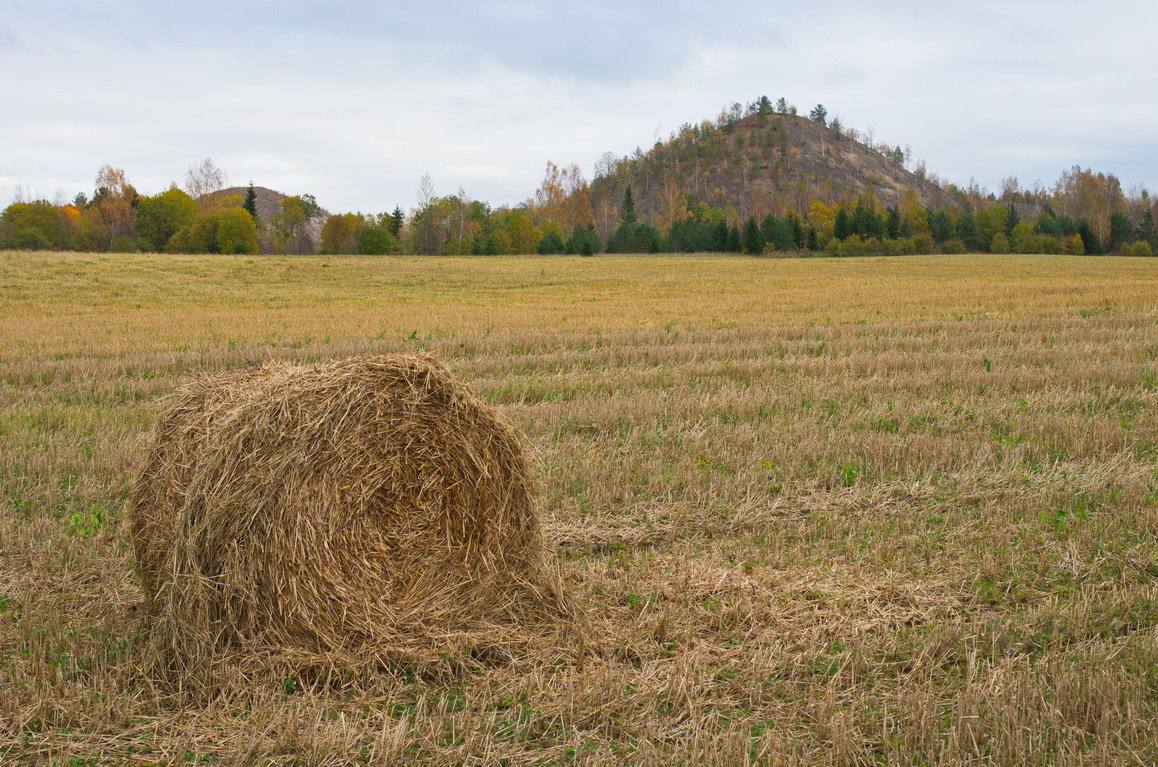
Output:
[587, 108, 957, 235]
[203, 185, 329, 249]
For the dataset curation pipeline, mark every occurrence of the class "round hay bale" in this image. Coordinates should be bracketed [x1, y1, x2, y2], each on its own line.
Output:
[130, 354, 573, 677]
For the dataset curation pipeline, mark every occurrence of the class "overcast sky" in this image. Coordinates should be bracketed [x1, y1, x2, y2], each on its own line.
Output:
[3, 1, 1156, 213]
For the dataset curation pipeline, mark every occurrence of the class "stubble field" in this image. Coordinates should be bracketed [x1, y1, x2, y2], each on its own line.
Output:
[1, 251, 1156, 765]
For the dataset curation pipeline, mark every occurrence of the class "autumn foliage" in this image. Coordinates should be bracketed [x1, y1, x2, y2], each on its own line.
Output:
[3, 106, 1157, 256]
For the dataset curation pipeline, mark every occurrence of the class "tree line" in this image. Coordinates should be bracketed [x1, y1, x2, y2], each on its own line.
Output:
[0, 161, 331, 256]
[3, 104, 1156, 258]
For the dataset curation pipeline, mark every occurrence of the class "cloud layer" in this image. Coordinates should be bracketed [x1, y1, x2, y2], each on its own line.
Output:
[3, 1, 1155, 212]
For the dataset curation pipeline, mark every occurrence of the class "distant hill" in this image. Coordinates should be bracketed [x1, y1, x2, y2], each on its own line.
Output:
[588, 110, 957, 233]
[204, 186, 329, 247]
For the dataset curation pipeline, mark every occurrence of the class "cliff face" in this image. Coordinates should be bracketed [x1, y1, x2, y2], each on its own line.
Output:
[590, 112, 954, 232]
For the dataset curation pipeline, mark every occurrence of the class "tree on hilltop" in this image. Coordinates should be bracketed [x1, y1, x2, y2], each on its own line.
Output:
[243, 183, 258, 220]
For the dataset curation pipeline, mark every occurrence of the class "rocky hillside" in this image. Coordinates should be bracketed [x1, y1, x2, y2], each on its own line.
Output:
[590, 110, 956, 232]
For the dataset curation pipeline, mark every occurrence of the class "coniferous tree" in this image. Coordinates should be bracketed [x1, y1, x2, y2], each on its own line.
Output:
[1005, 205, 1019, 236]
[852, 203, 883, 239]
[711, 220, 731, 251]
[607, 222, 660, 253]
[1109, 212, 1134, 252]
[1078, 220, 1101, 254]
[833, 207, 852, 240]
[955, 210, 984, 251]
[727, 224, 743, 252]
[788, 213, 806, 249]
[566, 223, 599, 256]
[243, 183, 258, 220]
[771, 218, 795, 250]
[927, 209, 953, 243]
[759, 215, 777, 246]
[742, 217, 763, 254]
[1140, 209, 1156, 247]
[389, 206, 404, 236]
[1036, 207, 1060, 236]
[537, 229, 565, 255]
[886, 206, 902, 239]
[620, 185, 637, 226]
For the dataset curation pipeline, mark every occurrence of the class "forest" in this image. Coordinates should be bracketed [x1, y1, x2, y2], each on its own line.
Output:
[2, 99, 1155, 258]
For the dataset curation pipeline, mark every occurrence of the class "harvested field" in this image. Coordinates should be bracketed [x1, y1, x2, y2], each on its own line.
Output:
[1, 252, 1156, 764]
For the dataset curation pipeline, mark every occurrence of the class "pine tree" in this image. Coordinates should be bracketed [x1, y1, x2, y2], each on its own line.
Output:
[389, 206, 404, 236]
[243, 183, 258, 220]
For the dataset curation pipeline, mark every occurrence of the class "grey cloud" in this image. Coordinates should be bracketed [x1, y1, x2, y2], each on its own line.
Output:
[0, 0, 1154, 211]
[0, 23, 25, 53]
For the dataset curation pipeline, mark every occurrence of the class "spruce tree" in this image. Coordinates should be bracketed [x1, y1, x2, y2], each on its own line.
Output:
[581, 223, 599, 256]
[389, 206, 404, 236]
[243, 183, 258, 220]
[537, 230, 565, 255]
[1005, 205, 1019, 236]
[1109, 212, 1134, 252]
[727, 224, 743, 252]
[620, 185, 637, 226]
[955, 210, 984, 251]
[1078, 220, 1102, 254]
[1140, 209, 1156, 247]
[742, 217, 763, 254]
[712, 220, 731, 251]
[887, 206, 902, 239]
[833, 208, 852, 240]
